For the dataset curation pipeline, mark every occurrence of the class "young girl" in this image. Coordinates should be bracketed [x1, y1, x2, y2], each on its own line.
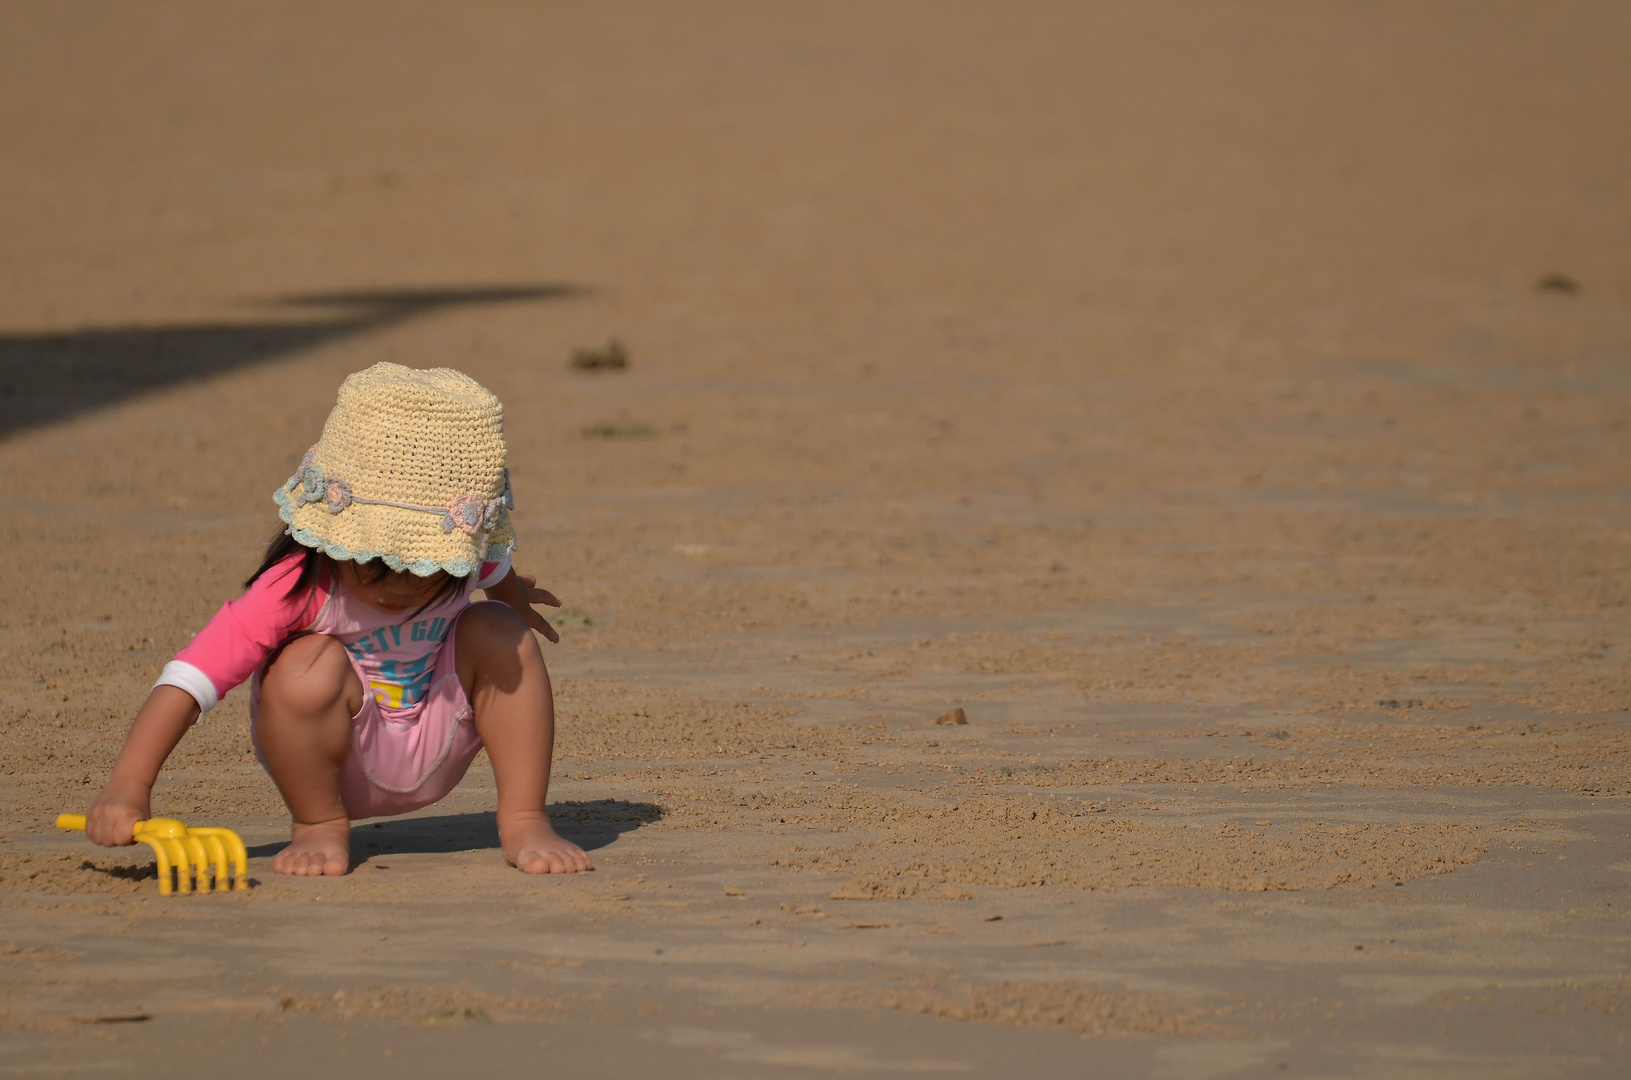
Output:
[85, 363, 591, 877]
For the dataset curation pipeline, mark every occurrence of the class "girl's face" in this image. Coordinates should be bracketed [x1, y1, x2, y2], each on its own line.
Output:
[336, 560, 453, 613]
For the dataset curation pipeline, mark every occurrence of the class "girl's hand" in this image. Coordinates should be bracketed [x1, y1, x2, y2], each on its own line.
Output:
[486, 569, 563, 643]
[86, 776, 152, 847]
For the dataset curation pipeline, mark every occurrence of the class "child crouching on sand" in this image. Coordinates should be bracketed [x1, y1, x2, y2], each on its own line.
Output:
[85, 363, 590, 877]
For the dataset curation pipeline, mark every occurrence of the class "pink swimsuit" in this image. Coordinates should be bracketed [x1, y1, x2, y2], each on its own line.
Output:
[155, 551, 511, 819]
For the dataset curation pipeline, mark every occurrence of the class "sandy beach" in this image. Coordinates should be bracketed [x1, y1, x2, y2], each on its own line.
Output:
[1, 3, 1628, 1075]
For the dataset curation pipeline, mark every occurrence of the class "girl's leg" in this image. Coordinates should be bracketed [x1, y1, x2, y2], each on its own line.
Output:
[455, 602, 592, 874]
[255, 634, 362, 876]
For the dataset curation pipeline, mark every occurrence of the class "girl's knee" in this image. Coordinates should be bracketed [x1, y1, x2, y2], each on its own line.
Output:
[261, 634, 358, 715]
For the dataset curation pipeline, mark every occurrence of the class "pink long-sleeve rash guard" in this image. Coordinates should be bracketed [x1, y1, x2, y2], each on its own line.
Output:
[153, 552, 509, 717]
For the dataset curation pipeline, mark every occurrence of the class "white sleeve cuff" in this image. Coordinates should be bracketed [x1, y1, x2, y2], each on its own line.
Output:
[476, 551, 514, 590]
[154, 660, 220, 718]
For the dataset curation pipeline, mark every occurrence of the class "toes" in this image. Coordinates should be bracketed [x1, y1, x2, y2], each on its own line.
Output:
[515, 848, 577, 874]
[557, 848, 592, 874]
[274, 845, 347, 875]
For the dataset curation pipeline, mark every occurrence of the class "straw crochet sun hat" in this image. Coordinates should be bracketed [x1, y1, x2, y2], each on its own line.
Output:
[274, 363, 515, 577]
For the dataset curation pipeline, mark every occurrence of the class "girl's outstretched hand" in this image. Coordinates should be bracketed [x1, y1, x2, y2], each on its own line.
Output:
[486, 569, 563, 643]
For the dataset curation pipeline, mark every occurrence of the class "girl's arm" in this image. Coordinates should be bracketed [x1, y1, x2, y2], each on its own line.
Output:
[85, 686, 200, 846]
[87, 552, 320, 846]
[482, 567, 562, 643]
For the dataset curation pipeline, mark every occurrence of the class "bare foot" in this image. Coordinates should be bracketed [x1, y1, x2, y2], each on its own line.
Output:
[498, 810, 592, 874]
[273, 818, 351, 876]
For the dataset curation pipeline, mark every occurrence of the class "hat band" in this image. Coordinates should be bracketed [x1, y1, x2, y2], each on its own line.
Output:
[287, 449, 513, 538]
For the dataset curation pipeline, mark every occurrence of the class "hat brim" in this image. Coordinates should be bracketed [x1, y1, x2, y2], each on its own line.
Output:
[275, 485, 515, 578]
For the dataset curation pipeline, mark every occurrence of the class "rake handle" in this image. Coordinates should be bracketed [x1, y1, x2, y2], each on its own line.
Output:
[55, 813, 161, 840]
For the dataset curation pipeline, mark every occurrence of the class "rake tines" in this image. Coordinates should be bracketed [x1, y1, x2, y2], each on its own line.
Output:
[57, 813, 249, 895]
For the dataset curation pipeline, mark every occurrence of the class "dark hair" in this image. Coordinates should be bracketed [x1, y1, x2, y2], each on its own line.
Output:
[246, 527, 465, 614]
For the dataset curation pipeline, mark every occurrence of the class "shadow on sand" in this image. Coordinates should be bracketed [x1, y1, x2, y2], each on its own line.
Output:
[245, 799, 663, 862]
[0, 284, 583, 439]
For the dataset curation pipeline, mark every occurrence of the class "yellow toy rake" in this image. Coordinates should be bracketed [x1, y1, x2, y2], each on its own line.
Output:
[56, 814, 248, 895]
